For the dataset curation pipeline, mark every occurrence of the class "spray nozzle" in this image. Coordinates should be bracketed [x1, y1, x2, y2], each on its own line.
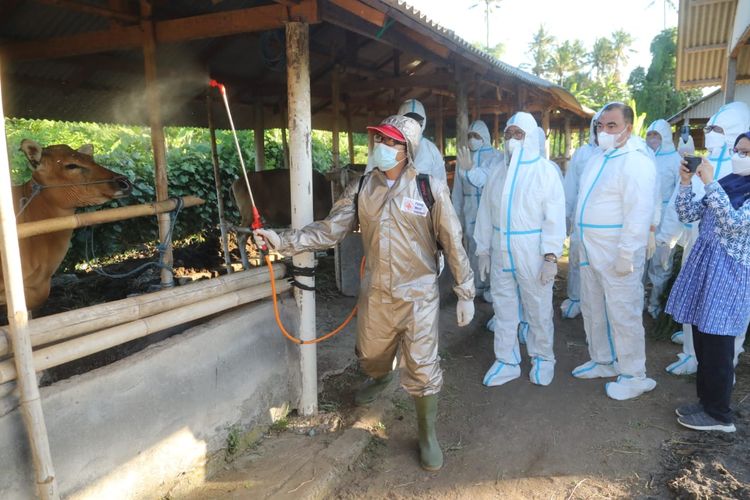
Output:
[209, 79, 226, 95]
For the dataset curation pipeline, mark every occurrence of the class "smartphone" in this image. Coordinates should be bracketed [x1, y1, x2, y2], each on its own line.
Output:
[684, 155, 702, 172]
[680, 125, 690, 143]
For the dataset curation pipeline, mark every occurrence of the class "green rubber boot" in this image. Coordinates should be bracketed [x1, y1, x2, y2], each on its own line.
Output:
[414, 394, 443, 471]
[354, 371, 393, 406]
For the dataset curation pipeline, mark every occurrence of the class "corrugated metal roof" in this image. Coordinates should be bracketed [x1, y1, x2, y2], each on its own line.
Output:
[676, 0, 750, 88]
[668, 83, 750, 122]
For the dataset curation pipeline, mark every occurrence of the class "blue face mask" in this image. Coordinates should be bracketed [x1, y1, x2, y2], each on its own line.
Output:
[371, 143, 404, 171]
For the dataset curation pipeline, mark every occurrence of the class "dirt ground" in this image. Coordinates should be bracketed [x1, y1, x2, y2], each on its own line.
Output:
[184, 255, 750, 500]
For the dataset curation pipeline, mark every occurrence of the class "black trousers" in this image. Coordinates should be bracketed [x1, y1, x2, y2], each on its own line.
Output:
[693, 327, 735, 423]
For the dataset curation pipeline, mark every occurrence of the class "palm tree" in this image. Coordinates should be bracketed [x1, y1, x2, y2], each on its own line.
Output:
[546, 40, 587, 86]
[470, 0, 503, 50]
[528, 24, 555, 77]
[611, 30, 635, 81]
[590, 37, 615, 79]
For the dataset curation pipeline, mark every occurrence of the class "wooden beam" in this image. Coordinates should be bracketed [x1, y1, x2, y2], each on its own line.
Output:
[1, 2, 320, 61]
[343, 73, 454, 92]
[33, 0, 139, 22]
[328, 0, 386, 27]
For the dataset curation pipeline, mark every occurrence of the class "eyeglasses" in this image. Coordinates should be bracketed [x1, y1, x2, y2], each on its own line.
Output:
[374, 133, 405, 148]
[733, 148, 750, 158]
[503, 129, 525, 140]
[703, 125, 724, 134]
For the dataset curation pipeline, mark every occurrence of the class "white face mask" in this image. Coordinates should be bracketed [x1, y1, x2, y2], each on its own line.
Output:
[506, 138, 523, 157]
[468, 137, 483, 152]
[731, 153, 750, 176]
[704, 131, 726, 151]
[598, 128, 627, 151]
[371, 143, 403, 171]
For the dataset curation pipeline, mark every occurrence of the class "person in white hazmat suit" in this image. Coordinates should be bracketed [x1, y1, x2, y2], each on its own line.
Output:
[644, 119, 681, 319]
[452, 120, 504, 297]
[561, 113, 600, 319]
[474, 112, 566, 387]
[660, 101, 750, 375]
[397, 98, 447, 181]
[571, 102, 658, 401]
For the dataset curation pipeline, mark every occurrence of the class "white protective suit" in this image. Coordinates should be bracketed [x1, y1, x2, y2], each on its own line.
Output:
[474, 112, 566, 387]
[397, 98, 447, 181]
[660, 101, 750, 374]
[645, 119, 682, 318]
[561, 113, 600, 319]
[572, 109, 658, 400]
[452, 120, 504, 294]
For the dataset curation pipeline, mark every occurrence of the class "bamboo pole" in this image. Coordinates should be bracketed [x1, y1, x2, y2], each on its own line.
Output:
[0, 61, 59, 499]
[0, 264, 284, 357]
[331, 64, 341, 170]
[456, 73, 469, 152]
[254, 101, 265, 172]
[16, 196, 203, 240]
[206, 95, 232, 273]
[286, 21, 317, 417]
[0, 279, 292, 384]
[435, 95, 444, 155]
[141, 0, 173, 289]
[345, 97, 354, 165]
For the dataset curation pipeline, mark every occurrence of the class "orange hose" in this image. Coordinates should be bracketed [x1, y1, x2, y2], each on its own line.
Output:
[266, 254, 364, 345]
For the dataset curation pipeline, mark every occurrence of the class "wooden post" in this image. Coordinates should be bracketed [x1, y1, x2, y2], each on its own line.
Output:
[725, 56, 737, 103]
[207, 95, 232, 273]
[254, 101, 265, 171]
[286, 21, 317, 416]
[493, 113, 500, 149]
[472, 76, 480, 122]
[0, 61, 59, 500]
[345, 97, 355, 165]
[563, 115, 572, 170]
[331, 64, 341, 169]
[436, 94, 444, 155]
[456, 74, 469, 152]
[141, 0, 173, 289]
[541, 109, 551, 159]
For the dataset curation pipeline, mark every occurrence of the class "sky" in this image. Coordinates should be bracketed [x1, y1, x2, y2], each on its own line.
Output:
[403, 0, 678, 78]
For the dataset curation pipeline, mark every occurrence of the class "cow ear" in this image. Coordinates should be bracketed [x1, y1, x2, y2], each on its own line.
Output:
[20, 139, 42, 168]
[77, 144, 94, 156]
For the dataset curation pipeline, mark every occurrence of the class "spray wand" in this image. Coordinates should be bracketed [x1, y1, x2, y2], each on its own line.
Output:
[209, 79, 266, 249]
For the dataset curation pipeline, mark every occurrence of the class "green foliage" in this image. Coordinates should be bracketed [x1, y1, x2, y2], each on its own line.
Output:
[526, 25, 556, 77]
[4, 118, 345, 270]
[627, 28, 702, 124]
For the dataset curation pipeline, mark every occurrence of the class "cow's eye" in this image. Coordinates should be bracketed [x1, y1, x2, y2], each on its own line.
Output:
[64, 164, 80, 170]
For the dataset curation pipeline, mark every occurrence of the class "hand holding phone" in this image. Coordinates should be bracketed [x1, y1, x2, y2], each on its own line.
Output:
[684, 155, 702, 173]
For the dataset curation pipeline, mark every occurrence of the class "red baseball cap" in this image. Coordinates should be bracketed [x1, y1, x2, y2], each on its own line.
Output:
[366, 123, 405, 143]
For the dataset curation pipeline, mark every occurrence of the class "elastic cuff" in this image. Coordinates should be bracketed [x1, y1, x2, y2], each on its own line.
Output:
[703, 181, 720, 194]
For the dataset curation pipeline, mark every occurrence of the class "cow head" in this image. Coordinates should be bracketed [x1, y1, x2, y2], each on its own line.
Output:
[20, 139, 132, 209]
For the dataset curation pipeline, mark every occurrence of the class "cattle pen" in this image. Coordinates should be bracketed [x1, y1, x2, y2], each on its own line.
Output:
[0, 1, 591, 499]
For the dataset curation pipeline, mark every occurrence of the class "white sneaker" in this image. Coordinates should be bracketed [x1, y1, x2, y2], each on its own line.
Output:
[483, 360, 521, 387]
[518, 322, 529, 345]
[605, 375, 657, 401]
[529, 357, 555, 386]
[671, 331, 684, 345]
[560, 298, 581, 319]
[572, 360, 618, 379]
[486, 315, 496, 332]
[666, 353, 698, 375]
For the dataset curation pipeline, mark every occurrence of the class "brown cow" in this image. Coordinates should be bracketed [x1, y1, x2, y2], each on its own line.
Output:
[231, 169, 333, 228]
[0, 139, 132, 311]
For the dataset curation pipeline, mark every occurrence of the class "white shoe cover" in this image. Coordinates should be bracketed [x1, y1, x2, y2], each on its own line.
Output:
[560, 298, 581, 319]
[529, 357, 555, 386]
[666, 353, 698, 375]
[647, 305, 661, 320]
[483, 360, 521, 387]
[518, 321, 529, 345]
[671, 331, 684, 345]
[483, 288, 493, 303]
[605, 375, 657, 401]
[486, 315, 496, 332]
[572, 360, 618, 379]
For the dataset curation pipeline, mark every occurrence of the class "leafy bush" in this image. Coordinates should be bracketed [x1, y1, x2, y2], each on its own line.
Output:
[4, 118, 359, 271]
